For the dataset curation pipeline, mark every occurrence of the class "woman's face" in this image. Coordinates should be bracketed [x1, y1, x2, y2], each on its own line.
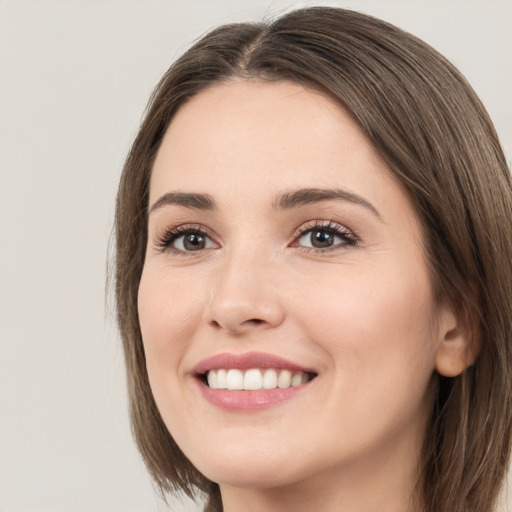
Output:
[138, 81, 454, 494]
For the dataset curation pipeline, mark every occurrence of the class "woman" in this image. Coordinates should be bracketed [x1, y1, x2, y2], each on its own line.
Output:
[114, 7, 512, 512]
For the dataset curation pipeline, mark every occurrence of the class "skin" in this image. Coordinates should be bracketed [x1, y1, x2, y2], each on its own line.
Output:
[138, 80, 471, 512]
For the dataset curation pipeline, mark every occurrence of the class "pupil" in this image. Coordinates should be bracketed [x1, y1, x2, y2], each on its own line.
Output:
[311, 230, 333, 248]
[184, 233, 205, 250]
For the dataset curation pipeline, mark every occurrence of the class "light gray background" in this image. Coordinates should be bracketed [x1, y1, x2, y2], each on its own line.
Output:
[1, 1, 510, 511]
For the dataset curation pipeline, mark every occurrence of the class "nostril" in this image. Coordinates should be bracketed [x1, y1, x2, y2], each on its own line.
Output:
[244, 318, 265, 325]
[208, 317, 267, 333]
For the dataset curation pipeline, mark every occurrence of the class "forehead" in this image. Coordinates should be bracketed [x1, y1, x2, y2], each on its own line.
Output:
[149, 80, 404, 213]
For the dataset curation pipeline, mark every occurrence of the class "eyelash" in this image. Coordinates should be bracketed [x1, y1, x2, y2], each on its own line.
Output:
[154, 224, 215, 255]
[154, 220, 358, 255]
[291, 220, 358, 252]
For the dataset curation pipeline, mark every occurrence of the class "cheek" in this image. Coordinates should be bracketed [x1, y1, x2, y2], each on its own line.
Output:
[293, 259, 438, 382]
[137, 268, 209, 447]
[292, 263, 438, 451]
[137, 268, 203, 391]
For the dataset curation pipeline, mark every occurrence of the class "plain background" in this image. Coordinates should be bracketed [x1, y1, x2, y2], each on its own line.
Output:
[0, 0, 510, 511]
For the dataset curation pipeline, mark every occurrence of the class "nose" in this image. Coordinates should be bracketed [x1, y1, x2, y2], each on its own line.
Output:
[204, 246, 286, 335]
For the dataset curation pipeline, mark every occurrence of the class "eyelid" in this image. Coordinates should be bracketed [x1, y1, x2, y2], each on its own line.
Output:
[290, 219, 348, 238]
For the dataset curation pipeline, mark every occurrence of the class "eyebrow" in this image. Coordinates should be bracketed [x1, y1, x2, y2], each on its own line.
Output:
[149, 192, 217, 213]
[273, 188, 381, 219]
[149, 187, 381, 219]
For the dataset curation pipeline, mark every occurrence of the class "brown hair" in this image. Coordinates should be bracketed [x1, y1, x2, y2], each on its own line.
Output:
[114, 7, 512, 512]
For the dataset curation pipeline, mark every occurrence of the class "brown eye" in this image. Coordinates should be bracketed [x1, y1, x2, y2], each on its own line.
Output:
[182, 233, 207, 251]
[309, 230, 336, 248]
[295, 223, 357, 250]
[172, 230, 216, 252]
[157, 227, 218, 254]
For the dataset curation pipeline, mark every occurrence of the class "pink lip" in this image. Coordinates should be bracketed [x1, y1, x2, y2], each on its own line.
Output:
[192, 351, 317, 412]
[198, 386, 307, 411]
[193, 351, 313, 375]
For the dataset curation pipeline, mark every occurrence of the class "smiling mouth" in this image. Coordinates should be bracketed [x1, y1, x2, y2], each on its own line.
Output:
[203, 368, 317, 390]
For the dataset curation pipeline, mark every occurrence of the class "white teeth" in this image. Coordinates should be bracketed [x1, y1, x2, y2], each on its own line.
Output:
[262, 368, 277, 389]
[277, 370, 292, 389]
[291, 371, 305, 387]
[226, 369, 244, 390]
[206, 368, 311, 390]
[217, 369, 227, 389]
[207, 370, 218, 389]
[244, 369, 263, 390]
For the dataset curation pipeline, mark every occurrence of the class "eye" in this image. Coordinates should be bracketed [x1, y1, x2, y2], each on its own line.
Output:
[293, 221, 357, 251]
[173, 231, 215, 251]
[156, 225, 218, 254]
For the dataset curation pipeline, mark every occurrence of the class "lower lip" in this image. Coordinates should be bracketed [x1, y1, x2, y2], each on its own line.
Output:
[198, 380, 309, 411]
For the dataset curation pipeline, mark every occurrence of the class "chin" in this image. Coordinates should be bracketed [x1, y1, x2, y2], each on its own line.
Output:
[186, 441, 309, 490]
[199, 462, 302, 490]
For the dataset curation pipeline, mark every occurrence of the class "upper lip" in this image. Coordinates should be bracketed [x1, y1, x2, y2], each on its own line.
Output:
[193, 351, 316, 375]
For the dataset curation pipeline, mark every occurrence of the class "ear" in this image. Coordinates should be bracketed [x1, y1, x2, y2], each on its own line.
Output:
[434, 303, 480, 377]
